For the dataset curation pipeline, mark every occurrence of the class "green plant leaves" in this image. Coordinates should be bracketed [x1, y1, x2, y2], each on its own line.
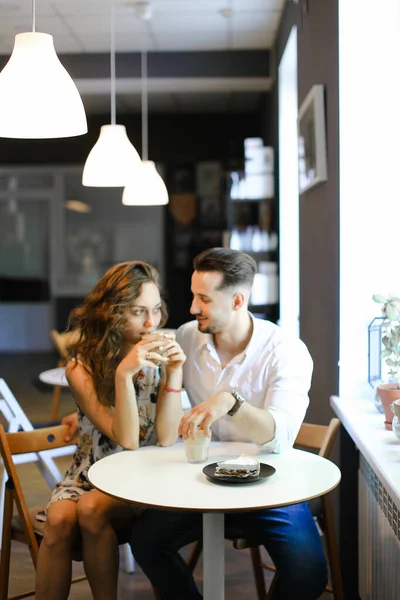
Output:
[373, 294, 387, 304]
[374, 293, 400, 383]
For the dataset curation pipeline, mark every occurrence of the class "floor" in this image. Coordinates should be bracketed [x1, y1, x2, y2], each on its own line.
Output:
[0, 352, 333, 599]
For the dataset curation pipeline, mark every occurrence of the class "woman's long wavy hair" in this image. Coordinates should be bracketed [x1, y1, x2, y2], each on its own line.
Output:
[67, 261, 168, 407]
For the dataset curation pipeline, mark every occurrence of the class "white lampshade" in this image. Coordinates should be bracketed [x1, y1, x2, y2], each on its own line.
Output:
[0, 32, 87, 139]
[122, 161, 169, 206]
[82, 125, 141, 187]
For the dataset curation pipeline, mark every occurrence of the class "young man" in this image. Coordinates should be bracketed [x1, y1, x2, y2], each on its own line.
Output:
[130, 248, 327, 600]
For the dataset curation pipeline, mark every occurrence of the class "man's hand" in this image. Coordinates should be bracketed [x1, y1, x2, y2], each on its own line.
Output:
[61, 412, 79, 442]
[178, 392, 235, 439]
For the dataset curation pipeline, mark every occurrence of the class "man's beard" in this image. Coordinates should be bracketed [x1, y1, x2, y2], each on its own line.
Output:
[197, 319, 217, 335]
[198, 325, 215, 334]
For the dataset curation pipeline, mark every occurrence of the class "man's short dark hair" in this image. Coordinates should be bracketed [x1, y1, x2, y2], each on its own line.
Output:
[193, 248, 257, 289]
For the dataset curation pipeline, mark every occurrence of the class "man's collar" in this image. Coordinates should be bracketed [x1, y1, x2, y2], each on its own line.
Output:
[200, 314, 256, 364]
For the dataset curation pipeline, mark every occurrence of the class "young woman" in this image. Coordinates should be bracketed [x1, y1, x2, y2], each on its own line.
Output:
[35, 261, 185, 600]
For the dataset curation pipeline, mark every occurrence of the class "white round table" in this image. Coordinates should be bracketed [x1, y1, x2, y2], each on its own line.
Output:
[89, 442, 341, 600]
[38, 367, 69, 387]
[38, 367, 70, 421]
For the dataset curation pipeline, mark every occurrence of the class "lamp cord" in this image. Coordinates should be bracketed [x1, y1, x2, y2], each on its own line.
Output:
[32, 0, 35, 32]
[110, 0, 116, 125]
[141, 41, 148, 162]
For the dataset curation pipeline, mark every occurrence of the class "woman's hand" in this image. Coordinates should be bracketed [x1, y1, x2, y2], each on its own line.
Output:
[61, 412, 79, 442]
[116, 333, 172, 377]
[160, 339, 186, 373]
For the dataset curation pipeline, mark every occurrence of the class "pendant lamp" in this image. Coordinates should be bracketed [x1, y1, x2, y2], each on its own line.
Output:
[82, 0, 141, 187]
[122, 160, 169, 206]
[0, 1, 87, 139]
[122, 3, 169, 206]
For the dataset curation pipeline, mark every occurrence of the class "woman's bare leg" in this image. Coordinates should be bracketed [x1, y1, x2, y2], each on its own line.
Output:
[35, 500, 80, 600]
[76, 490, 136, 600]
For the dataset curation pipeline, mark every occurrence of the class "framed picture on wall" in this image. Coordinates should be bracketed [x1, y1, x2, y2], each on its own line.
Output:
[297, 84, 328, 193]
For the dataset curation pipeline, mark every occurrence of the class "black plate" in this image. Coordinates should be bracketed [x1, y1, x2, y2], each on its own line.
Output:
[202, 462, 276, 485]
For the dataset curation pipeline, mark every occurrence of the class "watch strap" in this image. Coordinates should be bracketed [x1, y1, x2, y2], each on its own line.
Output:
[227, 390, 245, 417]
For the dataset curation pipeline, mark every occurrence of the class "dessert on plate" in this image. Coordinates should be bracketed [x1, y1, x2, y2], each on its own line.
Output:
[214, 454, 260, 478]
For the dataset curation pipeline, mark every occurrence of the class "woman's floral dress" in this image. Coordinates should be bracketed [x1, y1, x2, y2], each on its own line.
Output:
[36, 366, 160, 522]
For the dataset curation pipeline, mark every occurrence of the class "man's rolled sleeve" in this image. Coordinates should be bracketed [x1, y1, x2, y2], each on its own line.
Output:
[260, 339, 313, 454]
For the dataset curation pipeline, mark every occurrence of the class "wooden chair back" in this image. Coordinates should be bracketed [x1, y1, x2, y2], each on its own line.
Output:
[0, 424, 81, 600]
[48, 329, 80, 421]
[294, 417, 340, 457]
[50, 329, 80, 364]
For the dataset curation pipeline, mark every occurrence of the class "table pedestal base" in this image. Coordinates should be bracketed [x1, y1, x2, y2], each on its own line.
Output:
[203, 513, 224, 600]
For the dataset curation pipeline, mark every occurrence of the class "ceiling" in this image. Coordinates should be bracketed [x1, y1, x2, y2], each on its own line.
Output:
[0, 0, 287, 114]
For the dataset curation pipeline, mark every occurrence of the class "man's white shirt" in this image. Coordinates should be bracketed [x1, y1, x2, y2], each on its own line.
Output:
[176, 314, 313, 453]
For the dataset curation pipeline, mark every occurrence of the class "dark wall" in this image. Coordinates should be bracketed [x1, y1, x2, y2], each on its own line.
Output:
[257, 92, 274, 147]
[271, 4, 341, 574]
[0, 109, 265, 329]
[297, 0, 339, 424]
[0, 112, 260, 166]
[272, 0, 339, 424]
[270, 1, 299, 284]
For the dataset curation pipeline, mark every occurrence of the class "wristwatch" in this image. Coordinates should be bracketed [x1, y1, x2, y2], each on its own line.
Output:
[227, 390, 245, 417]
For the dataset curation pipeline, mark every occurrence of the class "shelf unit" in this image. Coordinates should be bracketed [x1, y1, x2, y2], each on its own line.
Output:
[225, 172, 279, 322]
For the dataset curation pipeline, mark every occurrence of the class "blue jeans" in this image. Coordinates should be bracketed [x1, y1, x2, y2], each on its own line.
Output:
[130, 502, 327, 599]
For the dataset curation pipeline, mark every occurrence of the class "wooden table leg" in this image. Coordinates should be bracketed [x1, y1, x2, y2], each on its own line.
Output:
[203, 512, 224, 600]
[50, 385, 61, 421]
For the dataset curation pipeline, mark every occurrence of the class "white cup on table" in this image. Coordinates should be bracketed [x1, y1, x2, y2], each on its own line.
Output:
[183, 429, 211, 464]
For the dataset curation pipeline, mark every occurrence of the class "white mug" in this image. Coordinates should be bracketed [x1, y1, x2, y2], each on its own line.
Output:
[390, 399, 400, 418]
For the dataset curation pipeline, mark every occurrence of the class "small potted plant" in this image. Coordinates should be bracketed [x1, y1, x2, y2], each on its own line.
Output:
[372, 293, 400, 429]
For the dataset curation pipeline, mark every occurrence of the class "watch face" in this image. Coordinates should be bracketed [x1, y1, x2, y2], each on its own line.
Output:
[232, 391, 244, 403]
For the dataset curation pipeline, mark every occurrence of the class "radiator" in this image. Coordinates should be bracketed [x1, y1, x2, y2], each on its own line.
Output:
[359, 456, 400, 599]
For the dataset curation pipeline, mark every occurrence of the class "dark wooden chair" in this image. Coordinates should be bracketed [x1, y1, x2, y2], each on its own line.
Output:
[0, 424, 86, 600]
